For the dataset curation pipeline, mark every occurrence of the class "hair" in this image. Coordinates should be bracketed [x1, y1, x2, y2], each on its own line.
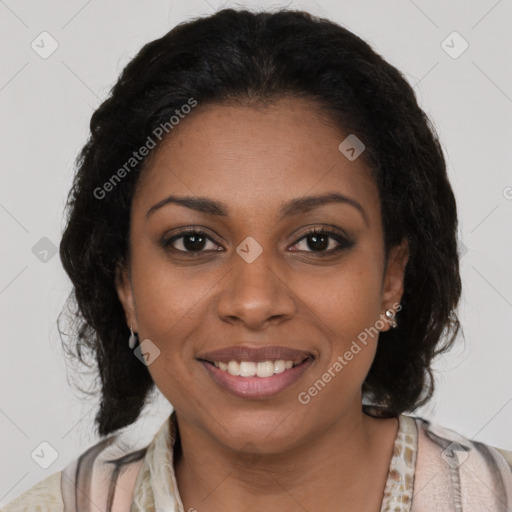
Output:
[58, 7, 462, 437]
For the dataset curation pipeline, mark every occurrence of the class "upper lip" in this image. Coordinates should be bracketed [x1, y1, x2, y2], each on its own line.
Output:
[197, 345, 313, 363]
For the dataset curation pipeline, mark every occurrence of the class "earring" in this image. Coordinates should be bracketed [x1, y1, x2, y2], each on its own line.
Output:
[128, 325, 138, 349]
[385, 309, 398, 328]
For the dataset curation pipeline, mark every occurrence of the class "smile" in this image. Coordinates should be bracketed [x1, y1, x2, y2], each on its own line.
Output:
[212, 359, 300, 376]
[199, 357, 314, 399]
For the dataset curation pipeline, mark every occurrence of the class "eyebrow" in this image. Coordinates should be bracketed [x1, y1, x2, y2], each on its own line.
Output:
[146, 192, 368, 226]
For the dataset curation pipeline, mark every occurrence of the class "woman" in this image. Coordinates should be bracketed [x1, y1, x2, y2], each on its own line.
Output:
[4, 7, 511, 512]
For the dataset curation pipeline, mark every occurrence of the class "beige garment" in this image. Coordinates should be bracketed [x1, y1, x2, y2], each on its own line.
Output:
[411, 418, 512, 511]
[2, 408, 511, 511]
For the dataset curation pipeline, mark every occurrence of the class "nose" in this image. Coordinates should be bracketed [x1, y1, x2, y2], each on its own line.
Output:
[215, 246, 296, 331]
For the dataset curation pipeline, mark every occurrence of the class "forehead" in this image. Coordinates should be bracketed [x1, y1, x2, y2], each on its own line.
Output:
[133, 98, 380, 222]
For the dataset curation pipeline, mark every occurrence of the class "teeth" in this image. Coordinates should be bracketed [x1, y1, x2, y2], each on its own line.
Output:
[213, 359, 302, 377]
[227, 361, 239, 376]
[240, 361, 257, 377]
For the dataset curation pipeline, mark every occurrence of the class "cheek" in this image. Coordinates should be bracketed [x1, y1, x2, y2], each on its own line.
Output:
[126, 258, 206, 395]
[303, 255, 384, 379]
[129, 241, 211, 336]
[300, 272, 381, 410]
[312, 261, 383, 336]
[129, 253, 203, 403]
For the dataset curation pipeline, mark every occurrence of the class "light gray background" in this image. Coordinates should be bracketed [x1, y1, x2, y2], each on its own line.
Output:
[1, 0, 511, 505]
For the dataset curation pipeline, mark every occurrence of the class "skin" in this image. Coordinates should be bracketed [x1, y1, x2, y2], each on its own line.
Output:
[116, 97, 409, 512]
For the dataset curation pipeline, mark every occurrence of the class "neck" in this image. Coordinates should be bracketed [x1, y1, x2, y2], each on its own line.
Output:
[172, 406, 398, 512]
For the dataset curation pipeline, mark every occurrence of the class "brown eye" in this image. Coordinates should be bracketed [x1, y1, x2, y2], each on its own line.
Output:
[161, 229, 221, 253]
[290, 228, 353, 255]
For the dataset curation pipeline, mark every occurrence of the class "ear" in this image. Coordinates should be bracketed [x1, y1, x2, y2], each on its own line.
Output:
[115, 261, 138, 332]
[380, 238, 409, 331]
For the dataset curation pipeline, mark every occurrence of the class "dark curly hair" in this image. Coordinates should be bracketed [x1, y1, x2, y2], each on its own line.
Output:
[58, 7, 462, 437]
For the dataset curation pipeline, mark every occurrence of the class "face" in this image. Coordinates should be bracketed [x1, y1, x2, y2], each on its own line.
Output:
[116, 97, 408, 454]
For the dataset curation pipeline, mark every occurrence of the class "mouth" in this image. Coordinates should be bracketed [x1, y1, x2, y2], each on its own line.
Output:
[198, 357, 310, 377]
[196, 345, 315, 399]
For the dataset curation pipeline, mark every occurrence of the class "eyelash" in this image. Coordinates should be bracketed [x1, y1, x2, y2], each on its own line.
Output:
[160, 227, 353, 257]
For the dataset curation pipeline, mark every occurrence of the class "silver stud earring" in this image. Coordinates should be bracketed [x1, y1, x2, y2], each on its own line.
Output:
[128, 325, 138, 349]
[385, 309, 398, 328]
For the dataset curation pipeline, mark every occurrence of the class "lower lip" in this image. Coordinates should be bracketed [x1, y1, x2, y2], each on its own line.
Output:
[200, 358, 314, 399]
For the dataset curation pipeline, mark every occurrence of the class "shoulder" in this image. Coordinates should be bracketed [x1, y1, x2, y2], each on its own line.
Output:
[408, 414, 512, 510]
[1, 433, 147, 512]
[61, 432, 147, 511]
[1, 471, 63, 512]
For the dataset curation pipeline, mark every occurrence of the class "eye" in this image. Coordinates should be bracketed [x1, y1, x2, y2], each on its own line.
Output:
[161, 228, 222, 253]
[290, 228, 353, 255]
[160, 226, 353, 256]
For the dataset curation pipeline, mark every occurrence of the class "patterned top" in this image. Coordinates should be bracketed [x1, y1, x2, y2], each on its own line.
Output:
[2, 406, 512, 511]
